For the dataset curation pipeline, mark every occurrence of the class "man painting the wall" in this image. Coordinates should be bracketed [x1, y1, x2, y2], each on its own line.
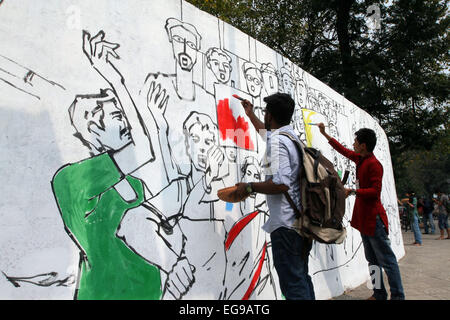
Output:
[318, 122, 405, 300]
[234, 93, 315, 300]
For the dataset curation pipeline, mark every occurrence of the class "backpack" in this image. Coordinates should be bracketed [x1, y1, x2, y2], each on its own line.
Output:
[279, 132, 347, 244]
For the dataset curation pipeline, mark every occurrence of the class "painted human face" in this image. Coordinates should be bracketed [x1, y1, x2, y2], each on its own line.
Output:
[208, 52, 232, 84]
[295, 78, 307, 106]
[244, 163, 261, 199]
[244, 68, 263, 98]
[242, 162, 266, 214]
[225, 147, 237, 163]
[169, 25, 198, 71]
[187, 122, 215, 172]
[86, 98, 131, 151]
[282, 73, 295, 98]
[262, 70, 279, 94]
[292, 107, 304, 133]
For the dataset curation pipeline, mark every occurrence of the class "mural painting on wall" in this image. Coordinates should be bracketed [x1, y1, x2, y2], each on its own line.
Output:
[0, 0, 403, 300]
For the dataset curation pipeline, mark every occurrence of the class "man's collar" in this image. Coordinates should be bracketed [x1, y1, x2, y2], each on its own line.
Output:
[271, 124, 293, 135]
[361, 152, 374, 159]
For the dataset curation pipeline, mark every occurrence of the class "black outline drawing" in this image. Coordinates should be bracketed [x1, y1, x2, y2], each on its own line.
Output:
[0, 54, 65, 100]
[2, 271, 75, 288]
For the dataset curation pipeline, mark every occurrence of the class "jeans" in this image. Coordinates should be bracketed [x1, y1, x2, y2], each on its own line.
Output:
[270, 227, 315, 300]
[361, 216, 405, 300]
[410, 214, 422, 244]
[423, 213, 435, 234]
[438, 213, 449, 230]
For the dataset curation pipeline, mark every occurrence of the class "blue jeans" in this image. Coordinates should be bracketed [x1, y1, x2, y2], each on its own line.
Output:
[423, 213, 435, 234]
[361, 216, 405, 300]
[410, 214, 422, 244]
[270, 227, 315, 300]
[438, 214, 449, 230]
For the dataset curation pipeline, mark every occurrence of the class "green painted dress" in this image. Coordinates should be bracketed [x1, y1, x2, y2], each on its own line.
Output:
[52, 153, 162, 300]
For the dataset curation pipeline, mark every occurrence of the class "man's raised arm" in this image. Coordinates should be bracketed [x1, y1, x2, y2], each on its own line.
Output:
[241, 99, 265, 136]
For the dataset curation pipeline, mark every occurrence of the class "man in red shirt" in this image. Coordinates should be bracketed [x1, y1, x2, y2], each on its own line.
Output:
[319, 123, 405, 300]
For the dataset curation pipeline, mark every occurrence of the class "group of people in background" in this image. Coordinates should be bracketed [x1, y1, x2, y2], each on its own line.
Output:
[398, 190, 450, 245]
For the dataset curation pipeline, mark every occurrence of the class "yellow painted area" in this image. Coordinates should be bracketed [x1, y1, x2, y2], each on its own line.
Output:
[302, 109, 316, 147]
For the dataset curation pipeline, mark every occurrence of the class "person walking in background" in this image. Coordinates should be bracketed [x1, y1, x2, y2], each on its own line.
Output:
[434, 190, 450, 240]
[397, 197, 410, 232]
[401, 192, 423, 246]
[417, 197, 424, 221]
[422, 196, 436, 235]
[318, 123, 405, 300]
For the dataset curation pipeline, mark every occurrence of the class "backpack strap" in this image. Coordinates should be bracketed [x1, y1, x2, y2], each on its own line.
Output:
[309, 148, 321, 180]
[278, 132, 305, 182]
[283, 190, 302, 219]
[277, 131, 306, 153]
[278, 132, 304, 219]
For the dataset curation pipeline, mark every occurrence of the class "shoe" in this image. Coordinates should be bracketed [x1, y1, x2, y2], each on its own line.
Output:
[366, 296, 377, 300]
[413, 243, 422, 246]
[436, 237, 445, 240]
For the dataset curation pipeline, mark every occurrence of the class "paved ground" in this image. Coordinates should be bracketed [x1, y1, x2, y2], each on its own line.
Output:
[332, 229, 450, 300]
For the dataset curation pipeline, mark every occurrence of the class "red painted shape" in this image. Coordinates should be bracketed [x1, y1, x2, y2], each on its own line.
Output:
[217, 98, 255, 150]
[243, 242, 267, 300]
[225, 210, 260, 251]
[225, 210, 267, 300]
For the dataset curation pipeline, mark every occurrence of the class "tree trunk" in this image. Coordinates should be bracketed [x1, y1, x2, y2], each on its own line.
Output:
[334, 0, 358, 100]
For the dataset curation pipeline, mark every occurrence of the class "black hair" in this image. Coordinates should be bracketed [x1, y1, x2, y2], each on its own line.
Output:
[263, 92, 295, 126]
[354, 128, 377, 152]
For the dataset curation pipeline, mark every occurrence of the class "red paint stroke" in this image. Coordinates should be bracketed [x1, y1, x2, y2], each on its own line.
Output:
[243, 242, 267, 300]
[217, 98, 255, 150]
[225, 210, 267, 300]
[225, 210, 260, 251]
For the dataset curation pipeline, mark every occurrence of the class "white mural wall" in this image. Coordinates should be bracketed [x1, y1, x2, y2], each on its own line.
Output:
[0, 0, 404, 300]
